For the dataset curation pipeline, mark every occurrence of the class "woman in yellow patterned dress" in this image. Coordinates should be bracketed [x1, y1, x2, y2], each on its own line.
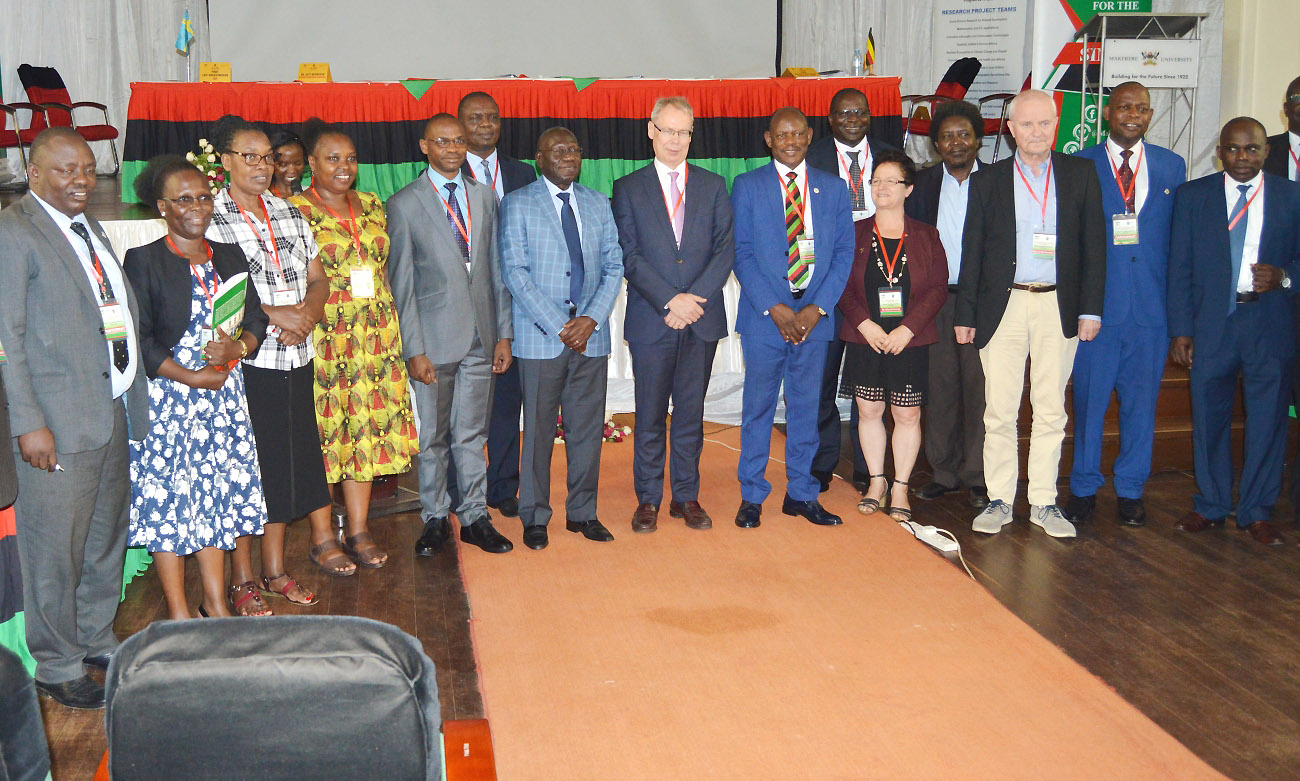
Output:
[290, 118, 418, 573]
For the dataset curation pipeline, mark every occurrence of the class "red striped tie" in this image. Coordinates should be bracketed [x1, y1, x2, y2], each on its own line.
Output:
[785, 172, 809, 288]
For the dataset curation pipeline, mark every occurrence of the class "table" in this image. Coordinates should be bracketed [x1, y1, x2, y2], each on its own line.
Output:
[122, 77, 903, 203]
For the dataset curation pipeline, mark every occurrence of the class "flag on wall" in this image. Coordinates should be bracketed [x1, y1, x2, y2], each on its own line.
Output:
[176, 9, 195, 55]
[864, 29, 877, 68]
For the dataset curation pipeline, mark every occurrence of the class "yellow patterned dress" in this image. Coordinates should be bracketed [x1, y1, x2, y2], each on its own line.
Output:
[291, 191, 418, 483]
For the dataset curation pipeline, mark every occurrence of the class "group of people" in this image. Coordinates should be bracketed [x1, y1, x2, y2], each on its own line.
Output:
[4, 78, 1300, 712]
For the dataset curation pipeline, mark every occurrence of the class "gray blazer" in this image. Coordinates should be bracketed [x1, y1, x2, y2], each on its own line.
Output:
[0, 371, 15, 507]
[387, 174, 513, 365]
[0, 194, 149, 452]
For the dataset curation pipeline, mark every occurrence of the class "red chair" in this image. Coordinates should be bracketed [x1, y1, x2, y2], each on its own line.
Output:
[17, 64, 120, 174]
[901, 58, 983, 146]
[0, 102, 47, 187]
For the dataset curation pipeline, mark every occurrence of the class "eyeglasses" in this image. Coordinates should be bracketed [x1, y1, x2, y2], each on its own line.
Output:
[161, 194, 215, 207]
[1288, 94, 1300, 104]
[425, 137, 467, 148]
[546, 145, 583, 158]
[833, 109, 869, 119]
[231, 152, 275, 166]
[869, 178, 908, 187]
[652, 122, 693, 140]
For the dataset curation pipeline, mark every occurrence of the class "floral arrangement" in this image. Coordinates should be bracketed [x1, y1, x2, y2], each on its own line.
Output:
[186, 138, 225, 195]
[554, 413, 632, 444]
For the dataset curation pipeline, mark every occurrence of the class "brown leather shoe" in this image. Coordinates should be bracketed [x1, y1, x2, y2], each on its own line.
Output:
[669, 500, 713, 530]
[1174, 511, 1224, 533]
[632, 502, 658, 533]
[1245, 520, 1285, 546]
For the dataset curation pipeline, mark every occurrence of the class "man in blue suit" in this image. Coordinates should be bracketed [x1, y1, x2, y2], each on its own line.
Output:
[613, 96, 734, 534]
[1167, 117, 1300, 546]
[731, 108, 855, 528]
[499, 127, 624, 550]
[1065, 82, 1186, 527]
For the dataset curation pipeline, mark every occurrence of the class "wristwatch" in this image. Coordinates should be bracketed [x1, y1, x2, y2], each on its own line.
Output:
[1283, 272, 1292, 290]
[817, 306, 827, 316]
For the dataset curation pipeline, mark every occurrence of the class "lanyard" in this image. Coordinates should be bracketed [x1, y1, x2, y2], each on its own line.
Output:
[779, 168, 809, 227]
[80, 227, 112, 303]
[873, 223, 907, 282]
[1106, 144, 1144, 211]
[664, 165, 689, 225]
[430, 175, 473, 249]
[167, 236, 216, 303]
[233, 195, 284, 278]
[1290, 146, 1299, 181]
[1014, 157, 1053, 228]
[309, 185, 366, 261]
[1227, 178, 1263, 232]
[836, 145, 868, 202]
[470, 155, 501, 193]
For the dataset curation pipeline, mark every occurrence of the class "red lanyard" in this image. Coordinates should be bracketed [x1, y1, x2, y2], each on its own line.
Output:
[1014, 157, 1053, 228]
[469, 155, 501, 192]
[167, 236, 216, 304]
[836, 145, 868, 203]
[1106, 144, 1144, 210]
[79, 226, 111, 302]
[309, 185, 366, 260]
[430, 175, 473, 249]
[1290, 146, 1299, 181]
[873, 223, 907, 282]
[664, 166, 688, 224]
[779, 168, 809, 227]
[1227, 178, 1262, 232]
[233, 195, 284, 278]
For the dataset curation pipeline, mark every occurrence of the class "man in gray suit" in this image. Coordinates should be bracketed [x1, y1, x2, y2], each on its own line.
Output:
[0, 128, 147, 710]
[389, 113, 515, 555]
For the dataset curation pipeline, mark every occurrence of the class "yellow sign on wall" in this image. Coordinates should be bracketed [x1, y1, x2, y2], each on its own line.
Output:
[297, 63, 333, 83]
[199, 62, 232, 82]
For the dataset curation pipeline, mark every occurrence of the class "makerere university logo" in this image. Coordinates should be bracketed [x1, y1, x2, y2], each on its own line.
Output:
[1142, 51, 1160, 66]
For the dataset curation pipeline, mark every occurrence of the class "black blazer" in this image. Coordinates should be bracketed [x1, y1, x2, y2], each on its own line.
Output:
[0, 371, 14, 508]
[1264, 132, 1292, 179]
[904, 162, 945, 225]
[460, 153, 537, 196]
[806, 136, 900, 179]
[123, 238, 268, 378]
[956, 152, 1107, 349]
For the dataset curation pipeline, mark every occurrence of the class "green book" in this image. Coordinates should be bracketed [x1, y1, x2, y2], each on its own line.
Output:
[212, 272, 247, 340]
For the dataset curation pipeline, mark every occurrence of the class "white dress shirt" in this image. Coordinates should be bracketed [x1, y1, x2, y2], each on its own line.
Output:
[1226, 171, 1265, 292]
[774, 159, 814, 292]
[1288, 131, 1299, 182]
[1105, 137, 1148, 214]
[833, 137, 874, 218]
[937, 160, 978, 284]
[31, 192, 138, 399]
[466, 149, 505, 201]
[653, 158, 688, 215]
[544, 176, 583, 239]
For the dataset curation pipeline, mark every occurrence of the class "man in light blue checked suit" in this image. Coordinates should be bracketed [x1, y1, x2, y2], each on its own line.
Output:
[499, 127, 625, 550]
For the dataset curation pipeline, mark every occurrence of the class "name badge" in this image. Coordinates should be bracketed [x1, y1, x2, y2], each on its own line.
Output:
[852, 210, 871, 222]
[1112, 214, 1139, 245]
[272, 287, 298, 306]
[200, 326, 216, 346]
[0, 337, 6, 365]
[100, 302, 128, 342]
[1031, 232, 1057, 262]
[878, 287, 904, 318]
[796, 236, 816, 264]
[350, 267, 376, 298]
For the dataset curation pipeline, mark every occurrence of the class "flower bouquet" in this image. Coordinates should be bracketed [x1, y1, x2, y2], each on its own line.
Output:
[554, 413, 632, 443]
[186, 138, 225, 195]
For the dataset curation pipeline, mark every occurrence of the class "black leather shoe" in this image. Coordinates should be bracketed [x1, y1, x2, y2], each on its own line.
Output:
[1063, 493, 1096, 523]
[522, 525, 549, 550]
[35, 675, 105, 710]
[735, 501, 762, 528]
[414, 517, 451, 557]
[83, 653, 113, 671]
[916, 481, 957, 500]
[488, 497, 520, 518]
[811, 470, 833, 493]
[566, 519, 614, 541]
[460, 518, 513, 553]
[781, 495, 842, 526]
[851, 472, 872, 495]
[968, 486, 990, 509]
[1117, 497, 1147, 527]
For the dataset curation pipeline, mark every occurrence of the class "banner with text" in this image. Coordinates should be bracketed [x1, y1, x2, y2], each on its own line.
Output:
[1102, 39, 1199, 88]
[933, 1, 1031, 99]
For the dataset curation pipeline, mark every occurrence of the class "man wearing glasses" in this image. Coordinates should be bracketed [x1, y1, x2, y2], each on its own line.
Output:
[499, 128, 625, 550]
[612, 97, 734, 534]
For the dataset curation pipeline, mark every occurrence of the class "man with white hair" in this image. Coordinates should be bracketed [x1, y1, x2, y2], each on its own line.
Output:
[954, 90, 1107, 538]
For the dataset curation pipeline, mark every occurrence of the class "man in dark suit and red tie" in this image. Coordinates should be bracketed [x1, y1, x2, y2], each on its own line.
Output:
[612, 97, 734, 533]
[1167, 117, 1300, 546]
[731, 108, 854, 529]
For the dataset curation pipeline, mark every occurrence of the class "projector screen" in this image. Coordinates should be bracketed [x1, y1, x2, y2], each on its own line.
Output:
[210, 0, 778, 81]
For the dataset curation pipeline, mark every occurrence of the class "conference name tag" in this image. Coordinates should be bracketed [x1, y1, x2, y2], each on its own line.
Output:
[350, 267, 375, 299]
[100, 302, 128, 342]
[852, 209, 871, 222]
[797, 237, 816, 264]
[272, 287, 298, 306]
[1031, 232, 1057, 262]
[878, 287, 904, 318]
[1112, 214, 1139, 245]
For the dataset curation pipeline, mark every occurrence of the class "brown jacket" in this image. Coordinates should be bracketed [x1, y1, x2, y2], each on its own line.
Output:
[838, 215, 949, 347]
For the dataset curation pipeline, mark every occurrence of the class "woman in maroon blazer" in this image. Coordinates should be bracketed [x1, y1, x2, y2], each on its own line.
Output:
[839, 150, 949, 521]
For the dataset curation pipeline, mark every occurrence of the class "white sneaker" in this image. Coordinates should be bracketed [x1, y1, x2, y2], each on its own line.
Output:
[1029, 504, 1077, 538]
[972, 500, 1013, 533]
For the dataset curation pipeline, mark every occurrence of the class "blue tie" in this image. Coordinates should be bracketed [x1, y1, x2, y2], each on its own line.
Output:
[1228, 183, 1250, 314]
[444, 182, 469, 262]
[558, 191, 584, 308]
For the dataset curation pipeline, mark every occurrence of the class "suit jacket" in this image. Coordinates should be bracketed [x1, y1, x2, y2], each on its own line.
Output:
[731, 162, 855, 344]
[838, 216, 948, 347]
[805, 136, 900, 179]
[1264, 132, 1291, 179]
[0, 371, 15, 508]
[461, 153, 537, 196]
[388, 174, 513, 365]
[0, 194, 148, 450]
[904, 162, 946, 225]
[123, 238, 269, 378]
[956, 152, 1107, 349]
[1074, 141, 1186, 329]
[498, 177, 624, 360]
[612, 163, 734, 345]
[1166, 172, 1300, 356]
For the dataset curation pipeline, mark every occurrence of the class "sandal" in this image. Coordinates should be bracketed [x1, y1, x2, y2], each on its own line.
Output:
[888, 480, 913, 522]
[342, 532, 387, 569]
[259, 573, 319, 606]
[856, 474, 889, 515]
[229, 581, 273, 617]
[309, 538, 357, 577]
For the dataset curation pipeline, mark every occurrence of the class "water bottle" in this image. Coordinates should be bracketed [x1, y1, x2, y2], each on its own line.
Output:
[852, 49, 864, 77]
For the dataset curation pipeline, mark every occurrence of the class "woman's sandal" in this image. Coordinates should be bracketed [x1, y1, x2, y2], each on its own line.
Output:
[229, 581, 273, 617]
[342, 532, 388, 569]
[309, 539, 357, 577]
[856, 474, 890, 515]
[259, 573, 319, 606]
[888, 480, 913, 522]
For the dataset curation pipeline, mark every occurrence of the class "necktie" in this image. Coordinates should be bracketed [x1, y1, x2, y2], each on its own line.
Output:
[1228, 183, 1251, 314]
[557, 191, 585, 308]
[668, 170, 685, 246]
[482, 160, 499, 203]
[444, 182, 470, 263]
[1118, 149, 1135, 213]
[784, 172, 809, 289]
[847, 150, 866, 211]
[69, 221, 130, 372]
